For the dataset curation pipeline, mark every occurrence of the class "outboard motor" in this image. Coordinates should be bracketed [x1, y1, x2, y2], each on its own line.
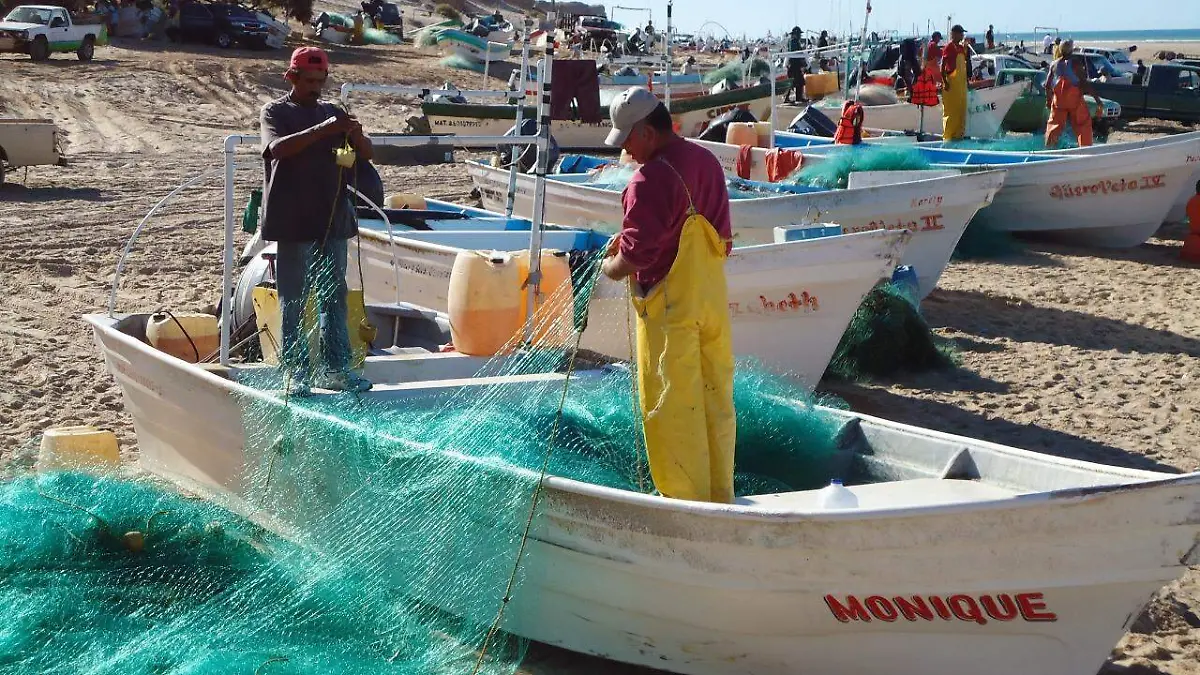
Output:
[499, 118, 560, 173]
[697, 107, 758, 142]
[787, 105, 839, 137]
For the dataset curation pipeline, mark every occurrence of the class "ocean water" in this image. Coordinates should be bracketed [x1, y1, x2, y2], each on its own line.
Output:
[991, 29, 1200, 45]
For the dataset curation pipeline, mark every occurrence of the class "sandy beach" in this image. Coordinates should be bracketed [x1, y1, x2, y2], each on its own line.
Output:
[1, 23, 1198, 675]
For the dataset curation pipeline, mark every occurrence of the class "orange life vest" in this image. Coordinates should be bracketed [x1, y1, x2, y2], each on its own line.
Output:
[834, 100, 864, 145]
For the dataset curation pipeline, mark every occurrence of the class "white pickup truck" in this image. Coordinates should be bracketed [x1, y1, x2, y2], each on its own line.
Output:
[0, 4, 108, 61]
[0, 119, 64, 185]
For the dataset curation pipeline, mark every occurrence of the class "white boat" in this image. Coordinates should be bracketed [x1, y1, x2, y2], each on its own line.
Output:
[468, 159, 1007, 298]
[423, 81, 785, 149]
[85, 308, 1200, 675]
[782, 134, 1200, 247]
[238, 200, 906, 388]
[349, 221, 906, 386]
[433, 28, 512, 62]
[1031, 132, 1200, 224]
[776, 81, 1028, 138]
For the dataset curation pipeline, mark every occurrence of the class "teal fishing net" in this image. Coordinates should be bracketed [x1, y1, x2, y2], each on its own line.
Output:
[827, 281, 957, 380]
[1, 247, 856, 672]
[787, 145, 933, 190]
[702, 57, 771, 85]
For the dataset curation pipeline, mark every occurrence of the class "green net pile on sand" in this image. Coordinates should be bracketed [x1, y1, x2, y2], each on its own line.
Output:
[827, 282, 957, 380]
[1, 248, 859, 673]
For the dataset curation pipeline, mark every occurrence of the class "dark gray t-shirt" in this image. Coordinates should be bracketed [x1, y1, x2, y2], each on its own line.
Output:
[259, 94, 357, 243]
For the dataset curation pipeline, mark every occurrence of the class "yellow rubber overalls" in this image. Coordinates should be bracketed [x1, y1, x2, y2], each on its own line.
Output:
[942, 46, 968, 141]
[629, 161, 736, 504]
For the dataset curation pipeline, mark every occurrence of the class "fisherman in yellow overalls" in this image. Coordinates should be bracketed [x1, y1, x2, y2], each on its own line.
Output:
[600, 87, 737, 504]
[941, 24, 969, 141]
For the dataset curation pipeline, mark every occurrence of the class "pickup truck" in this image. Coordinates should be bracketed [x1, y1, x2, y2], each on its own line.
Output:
[1091, 63, 1200, 123]
[996, 68, 1122, 133]
[0, 119, 64, 185]
[0, 4, 107, 61]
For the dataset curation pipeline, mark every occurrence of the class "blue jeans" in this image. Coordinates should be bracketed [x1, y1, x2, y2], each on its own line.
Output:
[275, 237, 351, 383]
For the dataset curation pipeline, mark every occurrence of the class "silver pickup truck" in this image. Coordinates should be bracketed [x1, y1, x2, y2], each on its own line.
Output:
[0, 119, 64, 185]
[0, 4, 108, 61]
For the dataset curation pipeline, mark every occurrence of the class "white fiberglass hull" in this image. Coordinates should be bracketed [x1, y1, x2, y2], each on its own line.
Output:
[468, 161, 1006, 298]
[352, 228, 908, 388]
[778, 82, 1027, 138]
[1037, 132, 1200, 224]
[85, 312, 1200, 675]
[798, 137, 1200, 247]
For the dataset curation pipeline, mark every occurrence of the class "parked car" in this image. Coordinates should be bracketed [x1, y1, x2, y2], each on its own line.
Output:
[1079, 53, 1133, 84]
[1077, 46, 1137, 76]
[996, 68, 1122, 133]
[0, 118, 64, 185]
[1091, 63, 1200, 123]
[166, 2, 268, 49]
[0, 4, 107, 61]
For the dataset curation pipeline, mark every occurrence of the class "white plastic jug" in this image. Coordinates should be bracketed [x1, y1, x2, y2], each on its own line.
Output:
[817, 479, 859, 510]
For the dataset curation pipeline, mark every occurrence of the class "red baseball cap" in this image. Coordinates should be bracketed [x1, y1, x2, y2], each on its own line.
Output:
[289, 46, 329, 72]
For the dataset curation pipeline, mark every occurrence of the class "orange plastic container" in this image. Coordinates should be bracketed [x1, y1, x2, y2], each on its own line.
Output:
[146, 312, 219, 363]
[447, 251, 523, 356]
[725, 122, 758, 147]
[515, 249, 574, 346]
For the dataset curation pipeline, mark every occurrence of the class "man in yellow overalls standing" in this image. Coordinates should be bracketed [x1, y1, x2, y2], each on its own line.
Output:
[941, 24, 970, 140]
[600, 87, 737, 504]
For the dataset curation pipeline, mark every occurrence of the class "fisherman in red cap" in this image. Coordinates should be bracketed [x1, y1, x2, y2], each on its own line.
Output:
[259, 46, 374, 395]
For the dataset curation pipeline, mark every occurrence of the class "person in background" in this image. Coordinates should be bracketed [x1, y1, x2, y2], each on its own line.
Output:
[785, 26, 805, 103]
[1042, 33, 1054, 54]
[817, 30, 829, 49]
[600, 88, 736, 504]
[1045, 42, 1102, 148]
[259, 47, 374, 395]
[941, 25, 969, 140]
[680, 54, 696, 75]
[985, 24, 994, 50]
[1134, 59, 1147, 86]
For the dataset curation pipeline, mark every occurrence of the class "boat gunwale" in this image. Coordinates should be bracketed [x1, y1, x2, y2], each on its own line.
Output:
[467, 159, 1011, 207]
[83, 313, 1200, 525]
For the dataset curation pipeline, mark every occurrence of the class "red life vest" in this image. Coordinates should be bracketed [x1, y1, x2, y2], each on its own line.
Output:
[834, 100, 864, 145]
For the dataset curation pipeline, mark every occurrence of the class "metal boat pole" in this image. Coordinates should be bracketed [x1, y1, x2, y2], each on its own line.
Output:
[523, 46, 554, 343]
[854, 2, 872, 102]
[664, 0, 672, 111]
[220, 135, 238, 365]
[505, 18, 532, 218]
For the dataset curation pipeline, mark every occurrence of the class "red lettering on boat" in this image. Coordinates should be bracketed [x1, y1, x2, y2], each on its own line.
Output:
[825, 595, 872, 623]
[1016, 592, 1057, 622]
[981, 594, 1019, 621]
[893, 596, 935, 621]
[826, 593, 1055, 624]
[1050, 174, 1166, 200]
[865, 596, 899, 622]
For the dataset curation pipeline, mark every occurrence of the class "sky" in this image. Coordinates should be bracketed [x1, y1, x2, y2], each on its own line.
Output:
[635, 0, 1187, 39]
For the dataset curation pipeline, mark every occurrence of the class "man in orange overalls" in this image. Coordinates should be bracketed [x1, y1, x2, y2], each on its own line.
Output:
[1045, 41, 1103, 148]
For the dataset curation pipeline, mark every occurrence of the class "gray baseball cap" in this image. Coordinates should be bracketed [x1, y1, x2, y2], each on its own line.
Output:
[605, 87, 661, 147]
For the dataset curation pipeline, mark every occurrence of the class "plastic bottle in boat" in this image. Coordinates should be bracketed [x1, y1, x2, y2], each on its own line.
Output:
[514, 249, 573, 347]
[817, 479, 859, 510]
[447, 250, 523, 356]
